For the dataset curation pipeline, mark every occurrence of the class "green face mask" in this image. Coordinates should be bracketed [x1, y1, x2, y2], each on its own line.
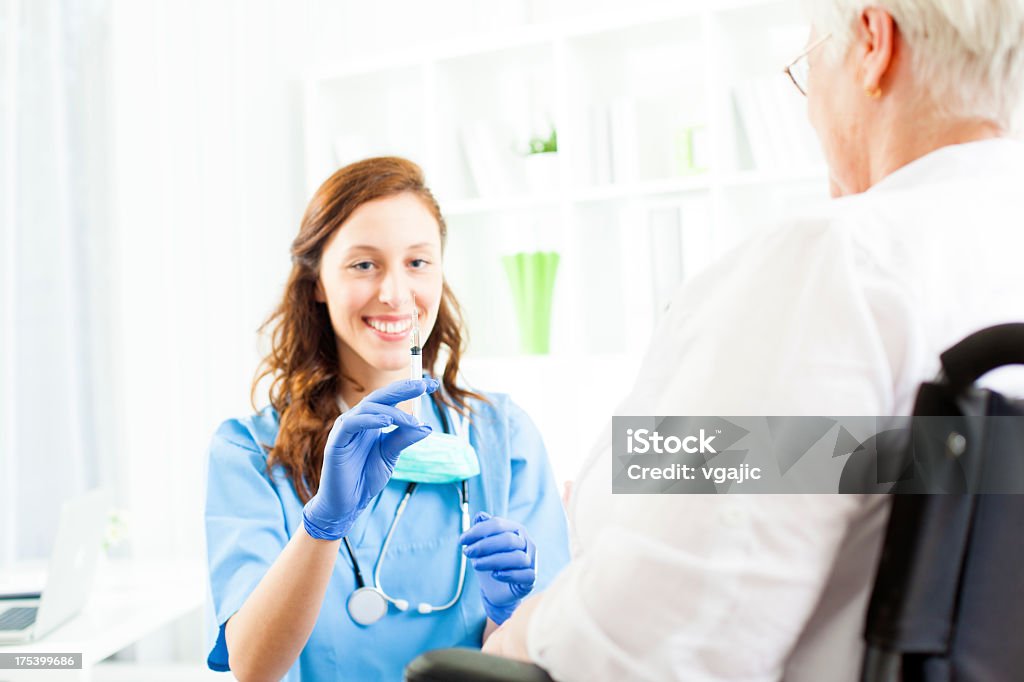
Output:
[391, 430, 481, 484]
[337, 395, 480, 485]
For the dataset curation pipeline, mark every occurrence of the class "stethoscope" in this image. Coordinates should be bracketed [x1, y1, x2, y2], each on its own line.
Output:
[343, 395, 471, 626]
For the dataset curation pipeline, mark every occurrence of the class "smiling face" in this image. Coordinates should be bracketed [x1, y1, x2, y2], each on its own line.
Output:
[315, 192, 444, 388]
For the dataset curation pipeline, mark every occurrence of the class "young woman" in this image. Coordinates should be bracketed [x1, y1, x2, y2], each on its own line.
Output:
[205, 157, 571, 681]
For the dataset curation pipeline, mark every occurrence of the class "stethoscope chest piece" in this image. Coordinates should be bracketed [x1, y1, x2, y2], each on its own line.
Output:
[347, 586, 389, 626]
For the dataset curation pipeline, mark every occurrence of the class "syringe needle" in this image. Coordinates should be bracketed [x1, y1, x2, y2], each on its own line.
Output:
[409, 292, 423, 421]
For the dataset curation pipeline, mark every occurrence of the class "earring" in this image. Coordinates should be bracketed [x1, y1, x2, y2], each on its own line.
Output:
[866, 86, 882, 98]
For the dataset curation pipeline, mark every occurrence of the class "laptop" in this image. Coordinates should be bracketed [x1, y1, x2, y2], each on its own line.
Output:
[0, 489, 108, 643]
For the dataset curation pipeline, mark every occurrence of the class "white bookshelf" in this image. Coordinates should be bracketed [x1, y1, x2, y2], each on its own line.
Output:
[301, 0, 832, 481]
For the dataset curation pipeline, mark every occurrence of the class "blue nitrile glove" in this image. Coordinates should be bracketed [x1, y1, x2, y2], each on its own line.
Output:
[302, 378, 439, 541]
[460, 511, 537, 625]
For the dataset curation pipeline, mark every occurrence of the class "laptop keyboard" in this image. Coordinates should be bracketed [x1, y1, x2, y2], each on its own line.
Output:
[0, 606, 38, 631]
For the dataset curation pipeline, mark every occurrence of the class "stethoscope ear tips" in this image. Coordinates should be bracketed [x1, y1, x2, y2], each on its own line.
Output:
[394, 598, 410, 612]
[416, 603, 433, 615]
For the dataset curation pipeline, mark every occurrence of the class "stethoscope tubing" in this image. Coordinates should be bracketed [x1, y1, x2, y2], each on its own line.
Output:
[373, 481, 469, 614]
[343, 393, 470, 625]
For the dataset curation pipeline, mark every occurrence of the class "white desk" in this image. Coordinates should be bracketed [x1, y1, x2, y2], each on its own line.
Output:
[0, 559, 206, 682]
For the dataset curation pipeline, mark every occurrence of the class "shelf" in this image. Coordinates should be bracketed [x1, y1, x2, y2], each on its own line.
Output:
[720, 166, 827, 188]
[443, 177, 711, 216]
[296, 0, 825, 478]
[440, 170, 826, 217]
[431, 42, 557, 202]
[302, 65, 427, 193]
[444, 193, 561, 217]
[303, 0, 793, 83]
[571, 175, 712, 203]
[303, 0, 819, 359]
[461, 350, 636, 372]
[305, 25, 555, 82]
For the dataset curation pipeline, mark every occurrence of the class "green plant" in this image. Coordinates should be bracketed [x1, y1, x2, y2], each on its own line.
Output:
[102, 509, 130, 552]
[527, 128, 557, 154]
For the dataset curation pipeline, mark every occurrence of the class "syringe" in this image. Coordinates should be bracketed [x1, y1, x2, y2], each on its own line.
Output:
[409, 293, 422, 421]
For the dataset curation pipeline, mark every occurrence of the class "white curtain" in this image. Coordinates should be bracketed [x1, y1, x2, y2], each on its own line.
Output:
[2, 0, 318, 572]
[1, 0, 111, 567]
[106, 0, 312, 562]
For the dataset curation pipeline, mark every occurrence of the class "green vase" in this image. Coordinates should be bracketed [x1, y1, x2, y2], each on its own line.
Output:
[502, 251, 560, 355]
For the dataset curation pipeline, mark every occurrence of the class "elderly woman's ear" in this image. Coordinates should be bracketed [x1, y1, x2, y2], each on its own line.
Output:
[857, 8, 896, 98]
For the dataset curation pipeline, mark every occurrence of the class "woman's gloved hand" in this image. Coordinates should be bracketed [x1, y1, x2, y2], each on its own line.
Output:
[460, 512, 537, 625]
[302, 378, 439, 541]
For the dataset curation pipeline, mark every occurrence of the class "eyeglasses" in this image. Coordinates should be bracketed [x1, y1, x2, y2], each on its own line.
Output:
[783, 33, 832, 96]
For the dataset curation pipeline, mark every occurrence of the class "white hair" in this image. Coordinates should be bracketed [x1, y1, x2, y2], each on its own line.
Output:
[802, 0, 1024, 128]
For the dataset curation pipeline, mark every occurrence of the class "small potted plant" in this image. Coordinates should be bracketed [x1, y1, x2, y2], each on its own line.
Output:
[523, 126, 558, 194]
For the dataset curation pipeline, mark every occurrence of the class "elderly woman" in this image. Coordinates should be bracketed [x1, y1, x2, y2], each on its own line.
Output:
[480, 1, 1024, 681]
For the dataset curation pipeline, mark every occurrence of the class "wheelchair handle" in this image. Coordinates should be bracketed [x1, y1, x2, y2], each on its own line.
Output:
[939, 323, 1024, 395]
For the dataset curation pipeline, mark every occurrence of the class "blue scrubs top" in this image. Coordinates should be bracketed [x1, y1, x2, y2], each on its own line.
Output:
[204, 390, 571, 681]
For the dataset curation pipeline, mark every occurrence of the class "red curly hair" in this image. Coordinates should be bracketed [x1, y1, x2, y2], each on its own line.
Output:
[252, 157, 484, 503]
